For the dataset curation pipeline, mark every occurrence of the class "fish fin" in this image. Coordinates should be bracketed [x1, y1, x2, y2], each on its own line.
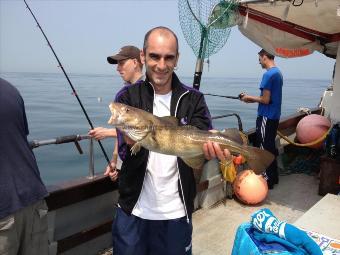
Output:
[243, 146, 275, 174]
[181, 156, 205, 169]
[181, 125, 199, 130]
[130, 142, 142, 155]
[108, 115, 115, 125]
[159, 116, 179, 126]
[219, 128, 248, 145]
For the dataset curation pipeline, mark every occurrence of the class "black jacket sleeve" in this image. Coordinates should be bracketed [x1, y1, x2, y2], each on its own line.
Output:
[189, 94, 212, 131]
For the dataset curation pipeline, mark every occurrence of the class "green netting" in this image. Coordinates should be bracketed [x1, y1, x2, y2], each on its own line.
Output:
[280, 147, 322, 176]
[178, 0, 239, 59]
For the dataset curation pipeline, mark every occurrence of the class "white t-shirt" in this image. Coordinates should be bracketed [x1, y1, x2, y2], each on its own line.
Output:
[132, 91, 185, 219]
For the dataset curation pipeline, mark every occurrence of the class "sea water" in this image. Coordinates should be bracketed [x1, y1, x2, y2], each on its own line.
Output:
[1, 72, 330, 185]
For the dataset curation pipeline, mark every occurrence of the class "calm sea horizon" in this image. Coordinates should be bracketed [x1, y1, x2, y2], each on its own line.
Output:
[1, 72, 331, 185]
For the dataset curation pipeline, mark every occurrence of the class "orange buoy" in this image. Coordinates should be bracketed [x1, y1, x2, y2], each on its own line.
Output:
[296, 114, 331, 149]
[233, 170, 268, 205]
[233, 155, 244, 165]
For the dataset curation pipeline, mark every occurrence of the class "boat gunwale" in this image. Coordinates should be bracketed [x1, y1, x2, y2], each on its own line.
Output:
[46, 106, 321, 210]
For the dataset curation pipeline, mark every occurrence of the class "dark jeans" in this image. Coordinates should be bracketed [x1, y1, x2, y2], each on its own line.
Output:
[112, 207, 192, 255]
[256, 116, 279, 186]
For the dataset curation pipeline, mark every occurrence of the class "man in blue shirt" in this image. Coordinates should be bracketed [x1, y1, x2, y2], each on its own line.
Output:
[0, 78, 49, 254]
[240, 49, 283, 189]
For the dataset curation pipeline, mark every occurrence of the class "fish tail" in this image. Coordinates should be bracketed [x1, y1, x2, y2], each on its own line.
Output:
[243, 146, 275, 174]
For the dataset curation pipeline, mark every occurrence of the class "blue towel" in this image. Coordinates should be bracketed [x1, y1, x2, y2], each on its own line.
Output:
[252, 229, 307, 255]
[251, 208, 322, 255]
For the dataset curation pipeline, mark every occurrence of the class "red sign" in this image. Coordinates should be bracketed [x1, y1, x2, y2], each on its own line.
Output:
[275, 48, 311, 57]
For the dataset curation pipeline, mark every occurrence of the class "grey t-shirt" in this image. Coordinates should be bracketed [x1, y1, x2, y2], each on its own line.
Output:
[0, 78, 48, 219]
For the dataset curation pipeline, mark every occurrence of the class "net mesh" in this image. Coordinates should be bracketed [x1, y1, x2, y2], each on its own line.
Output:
[178, 0, 239, 59]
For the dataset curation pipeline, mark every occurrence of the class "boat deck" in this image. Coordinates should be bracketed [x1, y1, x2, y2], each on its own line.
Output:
[99, 173, 322, 255]
[192, 173, 322, 255]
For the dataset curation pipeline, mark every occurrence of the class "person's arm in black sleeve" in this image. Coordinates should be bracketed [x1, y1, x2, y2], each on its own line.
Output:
[190, 94, 212, 131]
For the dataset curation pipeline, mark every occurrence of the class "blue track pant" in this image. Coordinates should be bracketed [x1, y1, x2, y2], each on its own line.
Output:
[256, 116, 279, 186]
[112, 207, 192, 255]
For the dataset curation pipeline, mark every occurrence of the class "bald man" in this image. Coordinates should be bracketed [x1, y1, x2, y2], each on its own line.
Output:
[111, 26, 230, 255]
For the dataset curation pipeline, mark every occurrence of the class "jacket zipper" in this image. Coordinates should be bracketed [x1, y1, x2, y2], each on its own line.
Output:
[175, 90, 190, 223]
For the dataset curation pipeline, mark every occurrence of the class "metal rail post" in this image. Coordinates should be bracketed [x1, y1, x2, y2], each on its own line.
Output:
[88, 137, 95, 179]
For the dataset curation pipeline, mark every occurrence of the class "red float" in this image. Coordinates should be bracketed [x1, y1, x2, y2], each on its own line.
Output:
[296, 114, 331, 148]
[233, 170, 268, 205]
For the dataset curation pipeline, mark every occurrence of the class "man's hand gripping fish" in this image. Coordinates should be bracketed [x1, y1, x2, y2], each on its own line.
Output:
[108, 103, 274, 173]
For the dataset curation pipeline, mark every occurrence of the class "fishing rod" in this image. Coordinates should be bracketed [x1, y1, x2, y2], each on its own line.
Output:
[23, 0, 112, 167]
[204, 93, 241, 100]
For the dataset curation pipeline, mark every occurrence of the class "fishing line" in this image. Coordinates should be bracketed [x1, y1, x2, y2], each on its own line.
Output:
[23, 0, 113, 168]
[204, 93, 241, 100]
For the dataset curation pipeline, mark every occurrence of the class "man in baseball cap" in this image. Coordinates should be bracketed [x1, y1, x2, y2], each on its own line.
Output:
[106, 45, 143, 85]
[107, 45, 141, 65]
[89, 45, 144, 175]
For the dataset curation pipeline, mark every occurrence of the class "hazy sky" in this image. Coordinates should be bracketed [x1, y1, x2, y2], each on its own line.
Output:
[0, 0, 336, 79]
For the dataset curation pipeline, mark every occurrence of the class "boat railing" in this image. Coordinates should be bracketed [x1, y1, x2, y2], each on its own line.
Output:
[29, 112, 245, 180]
[30, 133, 117, 254]
[29, 134, 97, 178]
[212, 113, 243, 131]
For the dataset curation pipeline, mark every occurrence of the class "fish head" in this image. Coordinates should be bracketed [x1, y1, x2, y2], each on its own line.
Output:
[108, 103, 146, 126]
[108, 102, 152, 141]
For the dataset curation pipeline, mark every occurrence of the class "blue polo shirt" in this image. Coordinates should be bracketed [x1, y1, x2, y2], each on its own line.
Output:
[257, 67, 283, 120]
[0, 78, 48, 219]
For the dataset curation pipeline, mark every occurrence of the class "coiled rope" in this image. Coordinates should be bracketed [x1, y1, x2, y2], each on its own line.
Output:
[277, 107, 332, 147]
[277, 126, 332, 147]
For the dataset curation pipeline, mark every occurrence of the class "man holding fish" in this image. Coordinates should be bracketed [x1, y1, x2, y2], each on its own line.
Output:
[106, 26, 234, 255]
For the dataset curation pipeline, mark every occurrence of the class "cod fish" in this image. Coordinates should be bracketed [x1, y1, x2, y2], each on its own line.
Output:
[108, 103, 274, 174]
